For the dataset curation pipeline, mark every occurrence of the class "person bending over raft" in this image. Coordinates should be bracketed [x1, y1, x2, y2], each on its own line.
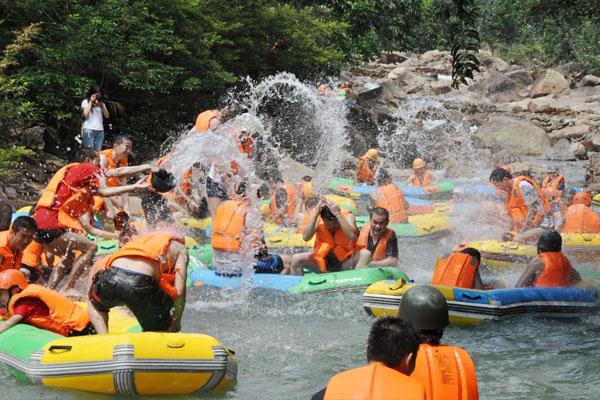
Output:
[355, 207, 399, 268]
[0, 216, 37, 272]
[211, 182, 263, 277]
[370, 169, 409, 223]
[0, 270, 94, 336]
[431, 248, 485, 290]
[289, 199, 359, 275]
[313, 317, 425, 400]
[489, 167, 552, 244]
[405, 158, 437, 187]
[399, 285, 479, 400]
[32, 147, 155, 295]
[562, 192, 600, 234]
[356, 149, 380, 184]
[88, 232, 188, 333]
[267, 178, 301, 227]
[515, 230, 580, 288]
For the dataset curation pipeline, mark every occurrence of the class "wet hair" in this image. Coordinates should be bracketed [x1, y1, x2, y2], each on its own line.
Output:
[113, 134, 132, 145]
[236, 182, 247, 197]
[114, 211, 130, 222]
[366, 317, 420, 367]
[86, 84, 102, 99]
[320, 205, 337, 221]
[75, 147, 98, 163]
[418, 329, 444, 345]
[11, 216, 37, 232]
[489, 167, 512, 183]
[376, 169, 392, 185]
[302, 176, 312, 182]
[460, 247, 481, 264]
[305, 197, 318, 209]
[537, 230, 562, 253]
[370, 207, 390, 221]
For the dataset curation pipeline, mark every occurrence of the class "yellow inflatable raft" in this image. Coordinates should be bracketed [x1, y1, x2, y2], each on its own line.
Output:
[264, 223, 314, 248]
[0, 307, 237, 396]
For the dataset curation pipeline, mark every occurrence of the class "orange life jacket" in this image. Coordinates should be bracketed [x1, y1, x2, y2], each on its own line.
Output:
[313, 210, 357, 272]
[299, 180, 315, 202]
[239, 136, 254, 157]
[194, 110, 221, 133]
[0, 231, 22, 272]
[211, 200, 247, 252]
[99, 149, 128, 187]
[431, 253, 479, 289]
[8, 284, 90, 336]
[163, 167, 193, 206]
[20, 240, 43, 268]
[36, 163, 94, 232]
[409, 169, 433, 187]
[372, 183, 408, 223]
[357, 156, 376, 184]
[506, 176, 551, 230]
[411, 343, 479, 400]
[356, 224, 393, 262]
[542, 175, 565, 204]
[100, 233, 184, 299]
[269, 184, 298, 224]
[562, 204, 600, 233]
[324, 362, 425, 400]
[534, 252, 573, 287]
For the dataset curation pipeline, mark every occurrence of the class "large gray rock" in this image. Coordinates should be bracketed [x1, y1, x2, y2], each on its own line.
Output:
[476, 71, 519, 102]
[482, 56, 509, 73]
[530, 69, 570, 98]
[543, 139, 576, 161]
[585, 153, 600, 187]
[505, 69, 533, 85]
[549, 125, 591, 141]
[473, 116, 551, 155]
[420, 49, 444, 63]
[0, 190, 11, 231]
[21, 126, 45, 151]
[430, 80, 452, 95]
[580, 75, 600, 87]
[387, 67, 416, 85]
[570, 142, 588, 160]
[583, 134, 600, 152]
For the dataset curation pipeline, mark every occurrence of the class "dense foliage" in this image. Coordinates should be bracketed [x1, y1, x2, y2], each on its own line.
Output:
[0, 0, 598, 157]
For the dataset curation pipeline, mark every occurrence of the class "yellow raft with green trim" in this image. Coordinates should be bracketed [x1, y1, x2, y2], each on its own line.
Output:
[363, 280, 599, 325]
[0, 307, 237, 396]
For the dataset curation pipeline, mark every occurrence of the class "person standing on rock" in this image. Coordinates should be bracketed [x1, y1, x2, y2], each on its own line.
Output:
[489, 167, 552, 244]
[81, 85, 109, 151]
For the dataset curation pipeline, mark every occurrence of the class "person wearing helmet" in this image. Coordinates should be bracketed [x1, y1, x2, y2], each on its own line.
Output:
[369, 169, 409, 224]
[0, 269, 94, 336]
[0, 216, 37, 272]
[405, 158, 438, 187]
[313, 317, 425, 400]
[561, 192, 600, 233]
[399, 285, 479, 400]
[516, 230, 580, 288]
[267, 177, 302, 227]
[356, 149, 380, 184]
[489, 167, 552, 244]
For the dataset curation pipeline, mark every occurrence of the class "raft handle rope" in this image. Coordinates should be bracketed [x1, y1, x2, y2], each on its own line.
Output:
[308, 279, 327, 286]
[48, 345, 72, 352]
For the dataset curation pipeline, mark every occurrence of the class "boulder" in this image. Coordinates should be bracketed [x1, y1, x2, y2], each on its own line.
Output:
[387, 67, 416, 85]
[582, 134, 600, 152]
[530, 69, 570, 98]
[420, 49, 444, 63]
[505, 69, 533, 85]
[2, 186, 17, 200]
[472, 116, 551, 155]
[585, 153, 600, 186]
[482, 56, 509, 73]
[0, 190, 11, 231]
[381, 52, 409, 64]
[20, 126, 45, 151]
[491, 149, 522, 166]
[543, 139, 576, 161]
[430, 80, 451, 95]
[549, 125, 591, 141]
[580, 75, 600, 87]
[570, 142, 588, 160]
[476, 71, 519, 102]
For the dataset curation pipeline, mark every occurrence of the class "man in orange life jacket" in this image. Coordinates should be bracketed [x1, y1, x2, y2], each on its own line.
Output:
[32, 147, 156, 296]
[20, 240, 54, 284]
[194, 108, 223, 133]
[96, 134, 134, 218]
[399, 285, 479, 400]
[0, 269, 94, 336]
[356, 149, 380, 184]
[267, 178, 301, 227]
[489, 167, 552, 244]
[405, 158, 437, 187]
[431, 248, 485, 290]
[88, 232, 188, 333]
[355, 207, 399, 268]
[561, 192, 600, 233]
[313, 316, 425, 400]
[0, 216, 37, 273]
[370, 169, 409, 224]
[289, 199, 359, 275]
[515, 230, 580, 288]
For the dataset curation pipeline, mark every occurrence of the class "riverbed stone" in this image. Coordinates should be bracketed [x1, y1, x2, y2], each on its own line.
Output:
[530, 69, 570, 98]
[549, 125, 591, 141]
[505, 69, 533, 85]
[543, 139, 576, 161]
[473, 116, 551, 155]
[580, 75, 600, 87]
[582, 133, 600, 152]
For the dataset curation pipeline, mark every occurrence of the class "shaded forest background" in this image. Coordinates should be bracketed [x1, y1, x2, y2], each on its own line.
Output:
[0, 0, 598, 165]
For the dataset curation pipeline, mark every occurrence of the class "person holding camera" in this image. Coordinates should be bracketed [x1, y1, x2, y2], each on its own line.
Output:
[81, 85, 109, 150]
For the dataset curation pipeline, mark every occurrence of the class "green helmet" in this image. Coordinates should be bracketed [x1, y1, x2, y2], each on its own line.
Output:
[399, 285, 449, 330]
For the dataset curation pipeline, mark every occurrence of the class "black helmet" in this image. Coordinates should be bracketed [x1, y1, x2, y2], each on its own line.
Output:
[537, 230, 562, 253]
[399, 285, 449, 330]
[151, 168, 176, 193]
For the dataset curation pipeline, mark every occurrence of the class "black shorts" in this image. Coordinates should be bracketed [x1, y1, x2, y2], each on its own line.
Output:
[89, 267, 173, 332]
[69, 322, 97, 336]
[206, 177, 228, 200]
[35, 229, 66, 244]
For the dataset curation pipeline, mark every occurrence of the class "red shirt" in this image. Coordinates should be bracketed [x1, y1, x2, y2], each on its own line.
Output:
[11, 297, 50, 322]
[33, 163, 102, 230]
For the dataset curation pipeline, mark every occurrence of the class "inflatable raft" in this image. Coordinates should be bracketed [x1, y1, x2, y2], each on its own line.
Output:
[355, 213, 449, 238]
[190, 267, 409, 294]
[0, 308, 237, 395]
[329, 177, 455, 199]
[363, 280, 600, 325]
